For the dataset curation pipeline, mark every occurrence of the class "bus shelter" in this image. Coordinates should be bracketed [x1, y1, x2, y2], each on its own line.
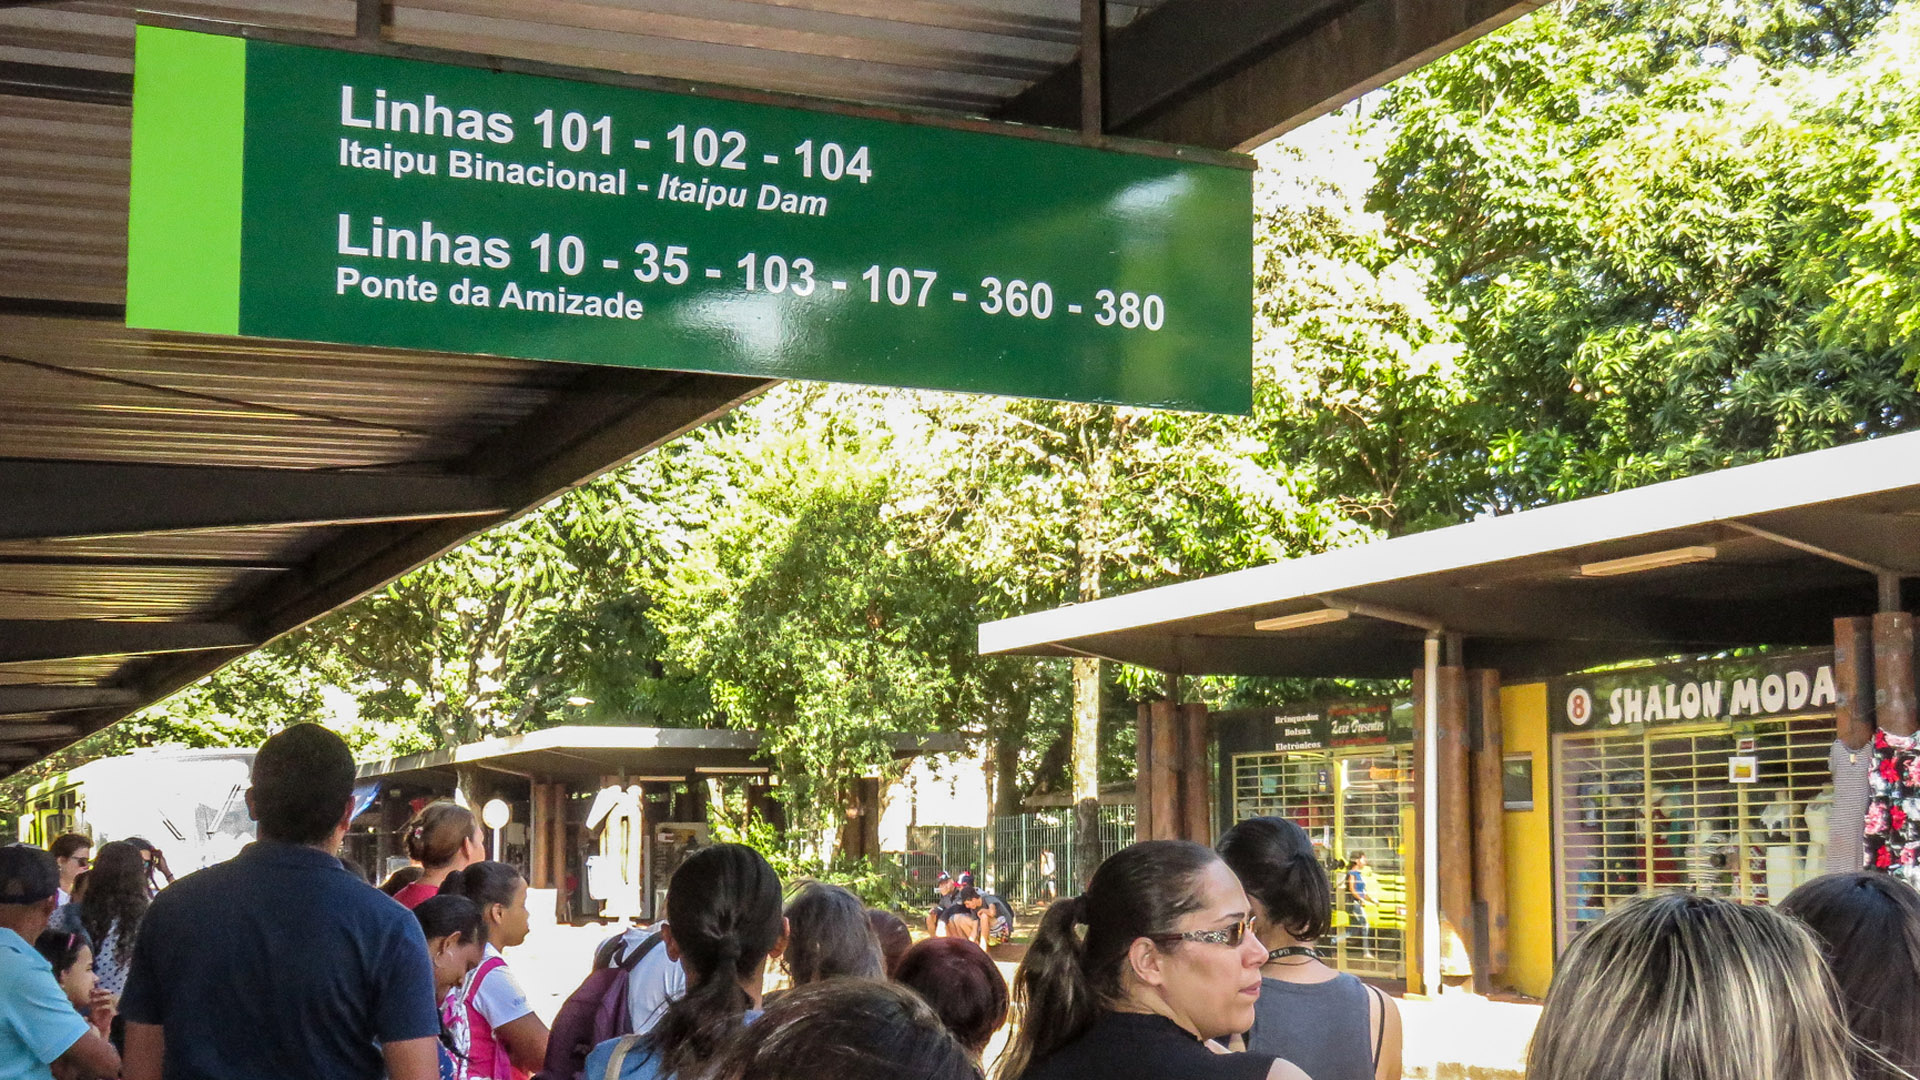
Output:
[1, 0, 1544, 783]
[353, 724, 961, 922]
[980, 429, 1920, 996]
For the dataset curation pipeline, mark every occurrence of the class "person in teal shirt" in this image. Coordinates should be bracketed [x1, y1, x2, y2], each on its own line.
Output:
[0, 844, 119, 1080]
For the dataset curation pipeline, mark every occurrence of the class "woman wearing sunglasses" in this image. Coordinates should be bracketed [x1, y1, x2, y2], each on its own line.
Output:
[995, 839, 1309, 1080]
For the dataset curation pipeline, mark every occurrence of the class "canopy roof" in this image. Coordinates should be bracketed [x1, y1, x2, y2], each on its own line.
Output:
[980, 431, 1920, 679]
[0, 0, 1543, 776]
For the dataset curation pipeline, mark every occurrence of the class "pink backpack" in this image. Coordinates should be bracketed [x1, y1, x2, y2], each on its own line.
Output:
[536, 932, 664, 1080]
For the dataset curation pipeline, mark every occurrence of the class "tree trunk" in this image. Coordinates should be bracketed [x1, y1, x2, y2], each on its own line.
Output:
[1072, 657, 1102, 891]
[1070, 417, 1111, 890]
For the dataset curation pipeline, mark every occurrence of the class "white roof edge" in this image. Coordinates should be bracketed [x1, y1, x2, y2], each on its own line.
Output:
[979, 430, 1920, 655]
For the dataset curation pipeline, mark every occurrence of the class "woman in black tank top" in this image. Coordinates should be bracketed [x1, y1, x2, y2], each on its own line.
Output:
[995, 840, 1310, 1080]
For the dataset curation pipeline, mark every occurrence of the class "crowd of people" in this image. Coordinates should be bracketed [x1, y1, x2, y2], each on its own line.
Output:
[9, 721, 1920, 1079]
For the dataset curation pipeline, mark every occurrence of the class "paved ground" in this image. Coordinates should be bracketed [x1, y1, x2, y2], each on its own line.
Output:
[505, 920, 1537, 1079]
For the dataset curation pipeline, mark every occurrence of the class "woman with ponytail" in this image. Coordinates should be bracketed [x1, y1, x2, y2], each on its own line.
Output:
[585, 843, 786, 1080]
[1216, 818, 1402, 1080]
[393, 801, 486, 909]
[997, 839, 1307, 1080]
[440, 861, 548, 1079]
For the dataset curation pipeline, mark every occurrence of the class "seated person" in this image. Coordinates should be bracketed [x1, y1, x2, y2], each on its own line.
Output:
[946, 887, 1013, 947]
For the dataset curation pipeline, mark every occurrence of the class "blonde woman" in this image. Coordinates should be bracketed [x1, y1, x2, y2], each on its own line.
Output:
[1528, 893, 1853, 1080]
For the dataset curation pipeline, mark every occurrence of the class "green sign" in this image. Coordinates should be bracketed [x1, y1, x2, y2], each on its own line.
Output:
[127, 26, 1254, 413]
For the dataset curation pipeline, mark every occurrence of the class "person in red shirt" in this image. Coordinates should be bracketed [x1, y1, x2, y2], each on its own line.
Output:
[393, 802, 485, 910]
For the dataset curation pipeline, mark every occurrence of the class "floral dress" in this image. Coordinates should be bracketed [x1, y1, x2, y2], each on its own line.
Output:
[1864, 728, 1920, 880]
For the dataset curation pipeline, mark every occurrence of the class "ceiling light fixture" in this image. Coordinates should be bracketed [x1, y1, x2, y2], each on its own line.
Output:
[1579, 545, 1718, 577]
[1254, 608, 1351, 632]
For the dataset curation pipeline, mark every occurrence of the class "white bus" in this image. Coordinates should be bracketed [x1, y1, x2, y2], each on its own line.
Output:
[17, 747, 257, 876]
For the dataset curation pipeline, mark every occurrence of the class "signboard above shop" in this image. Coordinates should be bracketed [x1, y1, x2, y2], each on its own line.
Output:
[1216, 698, 1416, 756]
[125, 26, 1254, 413]
[1549, 650, 1837, 735]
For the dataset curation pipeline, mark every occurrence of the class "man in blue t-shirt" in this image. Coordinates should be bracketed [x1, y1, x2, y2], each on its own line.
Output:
[120, 724, 441, 1080]
[0, 844, 120, 1080]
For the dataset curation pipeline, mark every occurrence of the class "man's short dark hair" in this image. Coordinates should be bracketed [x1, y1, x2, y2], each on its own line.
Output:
[0, 844, 60, 905]
[50, 833, 92, 860]
[251, 723, 356, 844]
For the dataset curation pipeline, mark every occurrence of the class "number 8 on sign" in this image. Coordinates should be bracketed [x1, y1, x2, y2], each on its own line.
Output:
[1566, 688, 1593, 727]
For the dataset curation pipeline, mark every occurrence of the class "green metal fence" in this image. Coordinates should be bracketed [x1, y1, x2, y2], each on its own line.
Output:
[986, 805, 1136, 909]
[887, 806, 1135, 909]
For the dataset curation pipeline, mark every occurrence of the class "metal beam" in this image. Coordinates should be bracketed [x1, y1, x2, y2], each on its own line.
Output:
[0, 620, 257, 664]
[0, 61, 133, 107]
[1001, 0, 1542, 150]
[0, 723, 82, 742]
[1126, 0, 1546, 150]
[0, 685, 139, 716]
[0, 460, 509, 542]
[0, 371, 774, 778]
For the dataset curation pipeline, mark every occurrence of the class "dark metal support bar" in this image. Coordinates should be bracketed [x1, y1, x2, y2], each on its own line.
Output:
[0, 460, 508, 542]
[0, 685, 140, 716]
[0, 620, 257, 664]
[1080, 0, 1105, 135]
[0, 61, 133, 107]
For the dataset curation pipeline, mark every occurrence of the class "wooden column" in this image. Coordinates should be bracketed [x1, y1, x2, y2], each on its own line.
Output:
[1876, 612, 1918, 737]
[1837, 616, 1876, 749]
[1150, 700, 1180, 842]
[1135, 702, 1156, 843]
[529, 782, 550, 888]
[1437, 666, 1474, 982]
[1180, 703, 1211, 844]
[1470, 670, 1508, 988]
[548, 783, 568, 892]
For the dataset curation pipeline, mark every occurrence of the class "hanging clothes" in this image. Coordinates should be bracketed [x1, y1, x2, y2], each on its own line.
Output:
[1863, 729, 1920, 882]
[1830, 739, 1872, 873]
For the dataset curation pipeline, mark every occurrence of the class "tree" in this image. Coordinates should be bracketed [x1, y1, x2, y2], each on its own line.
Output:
[1370, 0, 1920, 512]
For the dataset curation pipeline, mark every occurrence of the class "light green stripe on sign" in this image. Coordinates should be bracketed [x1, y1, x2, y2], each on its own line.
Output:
[126, 25, 245, 335]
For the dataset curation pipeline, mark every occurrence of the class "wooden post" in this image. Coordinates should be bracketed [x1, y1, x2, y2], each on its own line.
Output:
[1410, 666, 1429, 995]
[1150, 700, 1180, 843]
[1437, 666, 1474, 982]
[1180, 703, 1211, 844]
[1876, 612, 1918, 737]
[1135, 702, 1156, 843]
[529, 782, 549, 889]
[1836, 616, 1876, 748]
[1470, 670, 1508, 987]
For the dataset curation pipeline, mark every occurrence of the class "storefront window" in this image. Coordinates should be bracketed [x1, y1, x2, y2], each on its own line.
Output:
[1553, 713, 1834, 950]
[1232, 748, 1413, 980]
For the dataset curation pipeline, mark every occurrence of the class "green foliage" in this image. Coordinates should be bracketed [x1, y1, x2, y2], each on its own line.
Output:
[1372, 0, 1920, 511]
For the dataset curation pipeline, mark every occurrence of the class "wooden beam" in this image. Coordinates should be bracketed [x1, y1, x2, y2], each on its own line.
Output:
[1835, 616, 1876, 749]
[1875, 611, 1917, 738]
[1135, 701, 1156, 844]
[1150, 699, 1180, 843]
[1179, 702, 1211, 844]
